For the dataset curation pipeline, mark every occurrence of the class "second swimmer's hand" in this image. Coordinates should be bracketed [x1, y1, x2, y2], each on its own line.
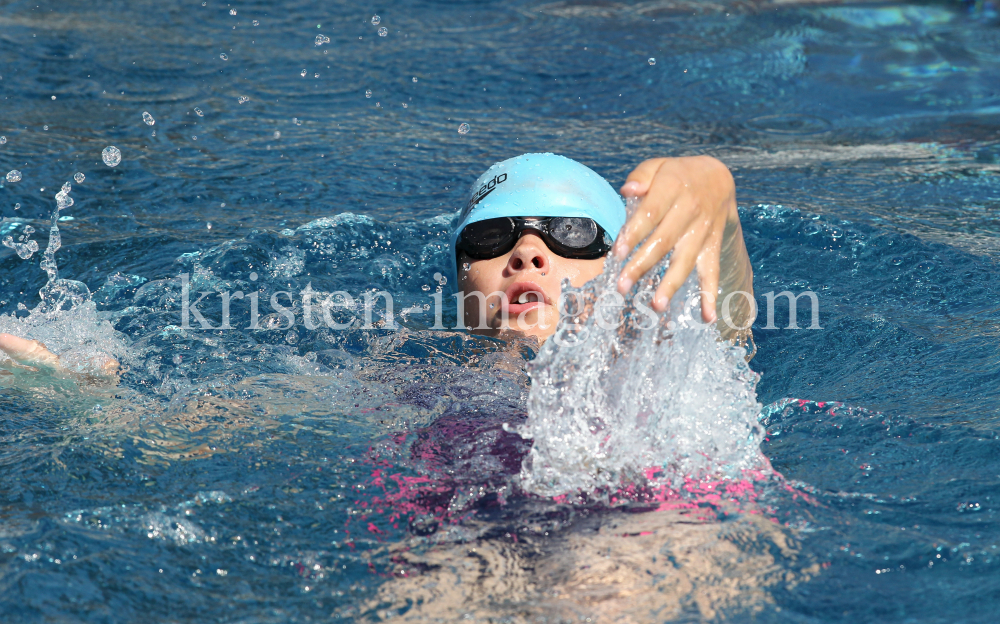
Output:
[0, 333, 120, 382]
[613, 156, 738, 322]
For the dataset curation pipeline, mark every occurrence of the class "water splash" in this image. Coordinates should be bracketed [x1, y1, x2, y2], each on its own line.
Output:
[515, 199, 766, 498]
[0, 178, 121, 376]
[102, 146, 121, 167]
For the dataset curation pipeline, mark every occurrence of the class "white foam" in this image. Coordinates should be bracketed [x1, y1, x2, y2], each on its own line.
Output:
[515, 200, 766, 497]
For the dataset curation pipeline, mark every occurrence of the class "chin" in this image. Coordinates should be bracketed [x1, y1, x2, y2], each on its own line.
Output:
[503, 308, 559, 341]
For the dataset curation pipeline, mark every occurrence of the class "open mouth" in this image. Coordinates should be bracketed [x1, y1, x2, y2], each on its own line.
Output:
[504, 282, 549, 316]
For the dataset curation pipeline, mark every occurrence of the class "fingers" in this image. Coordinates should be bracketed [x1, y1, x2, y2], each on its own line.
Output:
[651, 228, 712, 312]
[616, 203, 693, 294]
[612, 171, 684, 261]
[695, 245, 721, 323]
[0, 333, 63, 371]
[620, 158, 670, 196]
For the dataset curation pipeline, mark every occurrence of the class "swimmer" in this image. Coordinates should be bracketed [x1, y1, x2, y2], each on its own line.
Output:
[454, 153, 754, 345]
[0, 153, 754, 372]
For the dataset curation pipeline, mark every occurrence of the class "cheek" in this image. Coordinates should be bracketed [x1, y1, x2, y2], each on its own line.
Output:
[561, 258, 606, 288]
[461, 258, 504, 293]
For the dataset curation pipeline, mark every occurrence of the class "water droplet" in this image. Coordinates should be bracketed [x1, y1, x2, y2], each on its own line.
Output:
[252, 20, 259, 26]
[173, 354, 183, 365]
[51, 95, 56, 100]
[74, 172, 85, 183]
[194, 107, 204, 116]
[285, 331, 298, 345]
[300, 69, 307, 77]
[461, 262, 470, 271]
[6, 170, 22, 182]
[314, 72, 319, 78]
[0, 136, 5, 144]
[648, 57, 656, 65]
[102, 146, 121, 167]
[206, 222, 212, 230]
[142, 111, 155, 125]
[402, 102, 408, 108]
[192, 135, 197, 140]
[238, 95, 249, 104]
[43, 125, 49, 131]
[61, 181, 71, 193]
[13, 203, 20, 210]
[371, 15, 380, 25]
[421, 284, 430, 292]
[293, 117, 302, 126]
[412, 77, 418, 82]
[315, 34, 330, 46]
[273, 130, 281, 139]
[378, 26, 387, 37]
[220, 53, 229, 60]
[229, 8, 236, 15]
[365, 89, 372, 98]
[457, 123, 470, 135]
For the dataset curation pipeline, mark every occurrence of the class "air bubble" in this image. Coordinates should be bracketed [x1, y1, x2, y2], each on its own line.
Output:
[421, 284, 430, 292]
[173, 354, 183, 365]
[6, 170, 22, 182]
[273, 131, 281, 139]
[13, 203, 20, 210]
[371, 15, 380, 25]
[229, 8, 236, 15]
[402, 103, 407, 108]
[43, 125, 49, 131]
[0, 136, 5, 144]
[252, 20, 259, 26]
[365, 89, 372, 98]
[314, 73, 319, 78]
[457, 123, 470, 135]
[300, 69, 307, 77]
[102, 146, 121, 167]
[194, 107, 204, 116]
[378, 27, 387, 37]
[238, 95, 249, 104]
[74, 172, 85, 183]
[142, 111, 155, 125]
[412, 77, 418, 82]
[648, 57, 656, 65]
[220, 53, 229, 60]
[315, 34, 330, 46]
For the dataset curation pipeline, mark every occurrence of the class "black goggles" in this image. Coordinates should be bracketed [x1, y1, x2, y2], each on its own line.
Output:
[456, 216, 613, 261]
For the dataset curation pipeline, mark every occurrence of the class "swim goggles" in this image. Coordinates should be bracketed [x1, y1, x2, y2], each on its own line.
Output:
[455, 216, 613, 260]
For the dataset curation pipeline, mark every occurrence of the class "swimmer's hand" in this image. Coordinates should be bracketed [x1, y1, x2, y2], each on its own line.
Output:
[0, 333, 120, 382]
[614, 156, 752, 323]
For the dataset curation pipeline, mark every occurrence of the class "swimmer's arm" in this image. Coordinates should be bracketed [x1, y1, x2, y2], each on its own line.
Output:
[0, 333, 120, 381]
[612, 156, 756, 336]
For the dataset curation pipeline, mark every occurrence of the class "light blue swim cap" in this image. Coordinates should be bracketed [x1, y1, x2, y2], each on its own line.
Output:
[450, 153, 626, 278]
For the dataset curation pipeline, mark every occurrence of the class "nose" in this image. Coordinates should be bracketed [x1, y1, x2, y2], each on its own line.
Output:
[505, 232, 550, 274]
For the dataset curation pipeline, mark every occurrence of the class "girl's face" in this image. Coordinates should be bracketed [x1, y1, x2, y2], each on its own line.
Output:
[457, 230, 606, 341]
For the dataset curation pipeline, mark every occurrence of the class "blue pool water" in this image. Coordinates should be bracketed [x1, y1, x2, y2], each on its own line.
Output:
[3, 0, 1000, 621]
